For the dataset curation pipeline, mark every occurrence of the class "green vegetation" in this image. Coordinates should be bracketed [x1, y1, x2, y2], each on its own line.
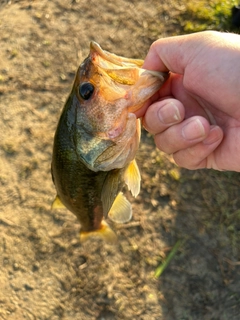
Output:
[179, 0, 238, 33]
[154, 239, 185, 278]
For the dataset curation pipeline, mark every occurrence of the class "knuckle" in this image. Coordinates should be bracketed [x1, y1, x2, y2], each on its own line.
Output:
[154, 134, 174, 154]
[173, 145, 207, 169]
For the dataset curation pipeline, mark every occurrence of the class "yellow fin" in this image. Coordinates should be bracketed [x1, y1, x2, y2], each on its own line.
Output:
[123, 159, 141, 197]
[80, 221, 117, 244]
[51, 195, 66, 210]
[108, 192, 132, 223]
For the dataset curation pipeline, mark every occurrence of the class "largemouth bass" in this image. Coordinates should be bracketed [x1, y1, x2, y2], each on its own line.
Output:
[51, 42, 168, 243]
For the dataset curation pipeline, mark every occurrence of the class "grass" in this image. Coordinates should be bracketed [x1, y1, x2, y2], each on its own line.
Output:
[178, 0, 239, 33]
[154, 239, 185, 278]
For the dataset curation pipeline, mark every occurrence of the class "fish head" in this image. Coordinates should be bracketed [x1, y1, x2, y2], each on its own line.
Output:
[69, 42, 168, 170]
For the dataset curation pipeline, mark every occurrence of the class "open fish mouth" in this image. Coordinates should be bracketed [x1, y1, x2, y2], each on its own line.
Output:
[89, 41, 169, 113]
[90, 41, 144, 68]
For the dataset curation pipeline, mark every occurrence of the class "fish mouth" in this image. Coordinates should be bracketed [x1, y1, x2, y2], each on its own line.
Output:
[89, 41, 169, 112]
[90, 41, 144, 68]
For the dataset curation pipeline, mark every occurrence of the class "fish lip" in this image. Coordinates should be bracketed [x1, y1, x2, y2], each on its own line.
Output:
[146, 70, 169, 82]
[90, 41, 143, 67]
[90, 41, 122, 66]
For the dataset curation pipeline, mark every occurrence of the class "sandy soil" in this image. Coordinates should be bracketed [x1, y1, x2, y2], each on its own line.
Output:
[0, 1, 239, 319]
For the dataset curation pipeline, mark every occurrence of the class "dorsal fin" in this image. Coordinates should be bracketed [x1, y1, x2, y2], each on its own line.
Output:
[123, 159, 141, 198]
[108, 192, 132, 223]
[51, 195, 66, 209]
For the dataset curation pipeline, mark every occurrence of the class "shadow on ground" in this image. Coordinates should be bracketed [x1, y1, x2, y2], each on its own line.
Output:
[0, 1, 239, 319]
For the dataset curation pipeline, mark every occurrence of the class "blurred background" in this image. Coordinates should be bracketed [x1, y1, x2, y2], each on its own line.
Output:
[0, 0, 239, 319]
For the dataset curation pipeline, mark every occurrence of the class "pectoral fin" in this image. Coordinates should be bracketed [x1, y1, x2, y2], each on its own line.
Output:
[123, 159, 141, 198]
[108, 192, 132, 223]
[51, 195, 66, 209]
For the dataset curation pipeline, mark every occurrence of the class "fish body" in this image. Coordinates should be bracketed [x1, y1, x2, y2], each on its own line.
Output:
[51, 42, 168, 242]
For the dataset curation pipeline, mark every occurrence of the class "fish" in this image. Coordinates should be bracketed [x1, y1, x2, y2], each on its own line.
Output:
[51, 42, 168, 243]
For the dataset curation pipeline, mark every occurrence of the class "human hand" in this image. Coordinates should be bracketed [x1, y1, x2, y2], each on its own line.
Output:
[137, 31, 240, 171]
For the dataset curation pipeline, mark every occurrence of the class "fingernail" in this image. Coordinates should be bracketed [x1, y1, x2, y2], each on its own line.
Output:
[182, 119, 205, 140]
[157, 102, 181, 125]
[203, 126, 222, 145]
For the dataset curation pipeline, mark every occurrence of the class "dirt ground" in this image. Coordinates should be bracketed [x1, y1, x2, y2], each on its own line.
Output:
[0, 0, 240, 319]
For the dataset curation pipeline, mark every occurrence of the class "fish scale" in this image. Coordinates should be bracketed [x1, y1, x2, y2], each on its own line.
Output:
[51, 42, 168, 243]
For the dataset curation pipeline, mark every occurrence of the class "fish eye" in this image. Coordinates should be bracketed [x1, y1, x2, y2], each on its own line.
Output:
[79, 82, 94, 100]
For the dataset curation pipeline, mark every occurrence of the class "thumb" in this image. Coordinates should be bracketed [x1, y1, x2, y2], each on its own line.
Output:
[142, 32, 211, 74]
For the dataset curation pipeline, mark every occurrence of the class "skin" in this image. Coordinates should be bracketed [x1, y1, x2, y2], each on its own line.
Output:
[51, 43, 166, 235]
[136, 31, 240, 171]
